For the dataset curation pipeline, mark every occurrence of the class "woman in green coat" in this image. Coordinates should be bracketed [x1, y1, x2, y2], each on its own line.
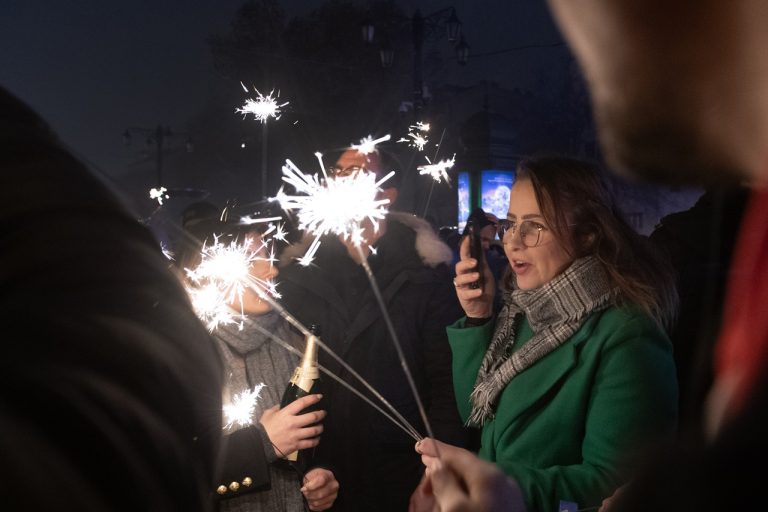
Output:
[417, 157, 679, 512]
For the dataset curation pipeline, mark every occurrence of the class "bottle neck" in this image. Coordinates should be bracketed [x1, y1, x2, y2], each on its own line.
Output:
[299, 332, 318, 373]
[290, 331, 320, 389]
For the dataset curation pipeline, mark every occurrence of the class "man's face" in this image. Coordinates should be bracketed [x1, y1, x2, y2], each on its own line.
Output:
[332, 149, 398, 262]
[546, 0, 756, 185]
[332, 150, 381, 177]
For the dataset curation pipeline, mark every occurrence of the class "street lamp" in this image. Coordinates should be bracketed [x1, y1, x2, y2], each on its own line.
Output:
[445, 8, 462, 43]
[364, 6, 469, 113]
[123, 124, 193, 186]
[456, 36, 470, 65]
[361, 15, 375, 44]
[380, 38, 395, 68]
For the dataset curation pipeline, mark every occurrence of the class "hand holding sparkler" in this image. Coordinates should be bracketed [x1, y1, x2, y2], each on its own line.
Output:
[259, 394, 326, 458]
[301, 468, 339, 511]
[414, 438, 527, 512]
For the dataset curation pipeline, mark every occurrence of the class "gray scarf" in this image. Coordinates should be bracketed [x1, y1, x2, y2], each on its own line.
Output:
[468, 256, 615, 426]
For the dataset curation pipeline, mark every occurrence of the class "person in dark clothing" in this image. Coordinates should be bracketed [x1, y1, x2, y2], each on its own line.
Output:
[277, 148, 468, 511]
[176, 216, 339, 512]
[0, 86, 223, 510]
[649, 186, 749, 425]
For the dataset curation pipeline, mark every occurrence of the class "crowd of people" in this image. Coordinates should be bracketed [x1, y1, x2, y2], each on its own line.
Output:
[5, 1, 768, 510]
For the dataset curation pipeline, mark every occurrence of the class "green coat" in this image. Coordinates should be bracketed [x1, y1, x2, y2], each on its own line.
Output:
[448, 307, 677, 512]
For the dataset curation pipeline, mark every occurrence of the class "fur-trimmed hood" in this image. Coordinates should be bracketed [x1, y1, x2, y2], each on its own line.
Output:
[279, 211, 453, 268]
[388, 211, 453, 267]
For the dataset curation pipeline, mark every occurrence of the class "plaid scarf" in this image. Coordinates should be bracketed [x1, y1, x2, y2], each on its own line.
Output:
[468, 256, 615, 426]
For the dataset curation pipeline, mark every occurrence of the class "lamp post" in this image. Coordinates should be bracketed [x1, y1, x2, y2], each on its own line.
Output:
[362, 6, 468, 114]
[123, 125, 193, 186]
[261, 122, 268, 198]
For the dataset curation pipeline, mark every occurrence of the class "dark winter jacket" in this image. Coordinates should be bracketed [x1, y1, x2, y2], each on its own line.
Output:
[0, 86, 222, 510]
[215, 312, 307, 512]
[278, 212, 468, 512]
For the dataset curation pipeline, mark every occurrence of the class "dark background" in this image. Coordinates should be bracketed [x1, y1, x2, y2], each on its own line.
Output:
[0, 0, 700, 233]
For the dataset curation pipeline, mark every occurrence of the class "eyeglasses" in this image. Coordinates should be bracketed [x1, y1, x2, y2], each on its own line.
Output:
[327, 165, 366, 178]
[497, 219, 546, 248]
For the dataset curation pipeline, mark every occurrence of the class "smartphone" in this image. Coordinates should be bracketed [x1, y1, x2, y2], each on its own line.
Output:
[463, 220, 484, 291]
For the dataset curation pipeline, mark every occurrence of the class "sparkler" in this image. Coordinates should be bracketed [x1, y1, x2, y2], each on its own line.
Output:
[350, 134, 391, 155]
[268, 147, 435, 443]
[198, 138, 436, 445]
[236, 83, 289, 124]
[397, 122, 430, 151]
[353, 243, 438, 445]
[149, 186, 169, 205]
[160, 241, 174, 261]
[417, 154, 456, 183]
[243, 315, 422, 442]
[187, 281, 237, 331]
[224, 384, 266, 429]
[275, 155, 394, 265]
[186, 234, 280, 331]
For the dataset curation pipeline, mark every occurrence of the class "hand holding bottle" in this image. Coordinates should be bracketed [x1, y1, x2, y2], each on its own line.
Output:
[259, 394, 325, 458]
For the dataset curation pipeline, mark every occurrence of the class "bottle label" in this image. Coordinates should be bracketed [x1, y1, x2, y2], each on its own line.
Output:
[289, 368, 320, 392]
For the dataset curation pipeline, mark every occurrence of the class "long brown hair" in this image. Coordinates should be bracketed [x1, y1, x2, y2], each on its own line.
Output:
[509, 156, 678, 330]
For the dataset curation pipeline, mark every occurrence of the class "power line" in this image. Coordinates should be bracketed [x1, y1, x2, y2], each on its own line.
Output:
[470, 41, 565, 59]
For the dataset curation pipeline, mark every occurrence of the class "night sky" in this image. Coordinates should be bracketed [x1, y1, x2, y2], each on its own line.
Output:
[2, 0, 248, 178]
[1, 1, 563, 179]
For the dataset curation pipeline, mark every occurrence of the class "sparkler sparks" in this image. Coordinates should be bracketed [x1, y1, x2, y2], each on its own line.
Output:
[188, 281, 236, 331]
[350, 134, 391, 155]
[149, 187, 169, 205]
[236, 83, 289, 124]
[224, 384, 266, 429]
[160, 241, 174, 261]
[186, 234, 280, 331]
[275, 157, 394, 266]
[417, 154, 456, 183]
[397, 122, 430, 151]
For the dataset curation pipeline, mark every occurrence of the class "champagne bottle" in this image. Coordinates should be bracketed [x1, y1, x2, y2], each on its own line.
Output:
[279, 324, 323, 462]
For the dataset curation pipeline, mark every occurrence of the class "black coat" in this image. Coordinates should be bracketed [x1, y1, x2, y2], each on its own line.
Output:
[278, 214, 468, 512]
[0, 87, 223, 511]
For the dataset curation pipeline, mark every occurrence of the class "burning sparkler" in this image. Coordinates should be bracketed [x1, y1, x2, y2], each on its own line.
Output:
[224, 384, 266, 429]
[275, 154, 394, 265]
[417, 154, 456, 183]
[186, 234, 280, 331]
[397, 122, 430, 151]
[160, 241, 174, 261]
[236, 83, 289, 124]
[350, 134, 391, 155]
[149, 186, 169, 205]
[188, 281, 237, 331]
